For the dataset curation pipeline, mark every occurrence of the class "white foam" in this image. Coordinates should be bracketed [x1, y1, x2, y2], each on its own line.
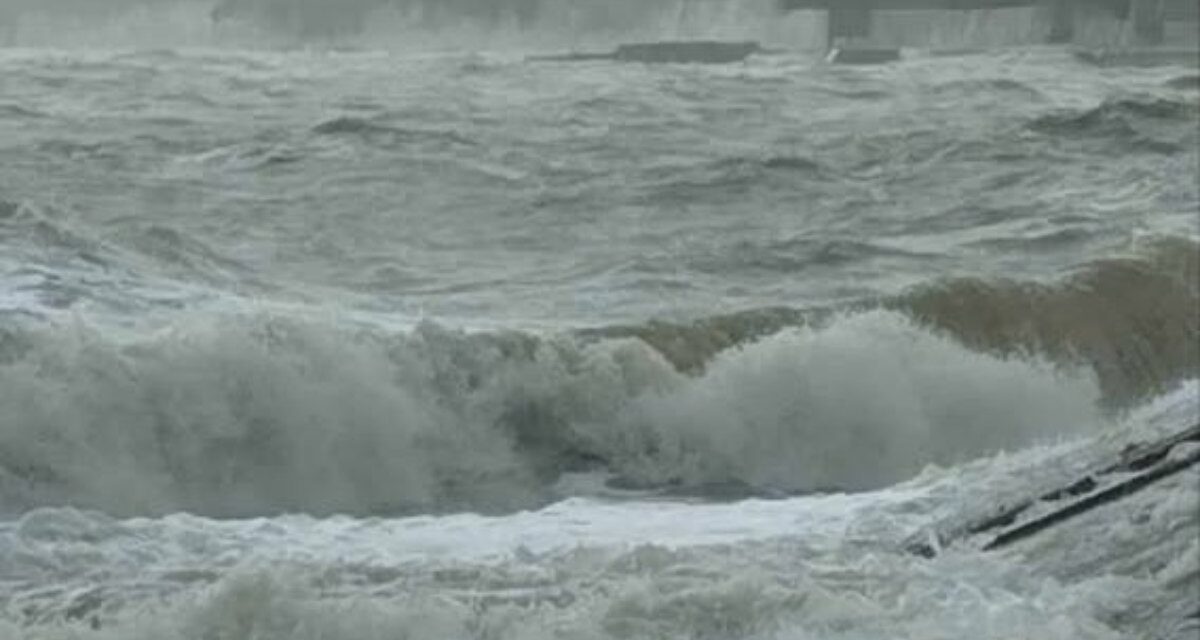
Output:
[3, 383, 1195, 639]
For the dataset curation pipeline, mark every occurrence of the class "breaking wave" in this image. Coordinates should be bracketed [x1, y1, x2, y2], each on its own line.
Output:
[0, 300, 1100, 519]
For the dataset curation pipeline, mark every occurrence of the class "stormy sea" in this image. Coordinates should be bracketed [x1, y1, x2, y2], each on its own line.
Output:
[0, 2, 1197, 638]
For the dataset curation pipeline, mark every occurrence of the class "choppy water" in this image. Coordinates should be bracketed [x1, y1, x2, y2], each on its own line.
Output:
[0, 45, 1197, 638]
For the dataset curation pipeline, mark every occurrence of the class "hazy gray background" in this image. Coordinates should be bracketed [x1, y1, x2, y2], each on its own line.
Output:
[0, 0, 1140, 50]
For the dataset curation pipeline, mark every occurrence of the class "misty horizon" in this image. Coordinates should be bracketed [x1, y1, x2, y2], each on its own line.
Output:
[4, 0, 1195, 50]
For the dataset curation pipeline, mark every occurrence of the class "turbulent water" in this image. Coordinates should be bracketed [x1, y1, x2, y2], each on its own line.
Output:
[0, 42, 1197, 639]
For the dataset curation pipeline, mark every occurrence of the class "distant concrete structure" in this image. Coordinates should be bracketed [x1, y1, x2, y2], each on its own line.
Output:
[1045, 0, 1178, 45]
[613, 41, 763, 63]
[529, 41, 764, 64]
[210, 0, 381, 39]
[208, 0, 545, 40]
[779, 0, 1198, 49]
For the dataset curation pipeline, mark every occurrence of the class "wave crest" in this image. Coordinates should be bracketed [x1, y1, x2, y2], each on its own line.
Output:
[895, 236, 1199, 406]
[597, 237, 1199, 408]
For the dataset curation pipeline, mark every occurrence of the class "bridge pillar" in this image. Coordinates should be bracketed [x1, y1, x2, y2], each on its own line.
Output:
[1046, 0, 1075, 43]
[0, 10, 15, 47]
[1130, 0, 1165, 44]
[826, 4, 873, 48]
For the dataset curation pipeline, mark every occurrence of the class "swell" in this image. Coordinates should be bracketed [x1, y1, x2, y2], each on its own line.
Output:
[636, 154, 828, 205]
[650, 94, 1195, 202]
[1025, 96, 1199, 154]
[928, 77, 1046, 101]
[1165, 75, 1200, 91]
[0, 102, 48, 120]
[894, 235, 1199, 408]
[689, 237, 937, 277]
[311, 116, 476, 148]
[0, 198, 253, 300]
[594, 236, 1199, 406]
